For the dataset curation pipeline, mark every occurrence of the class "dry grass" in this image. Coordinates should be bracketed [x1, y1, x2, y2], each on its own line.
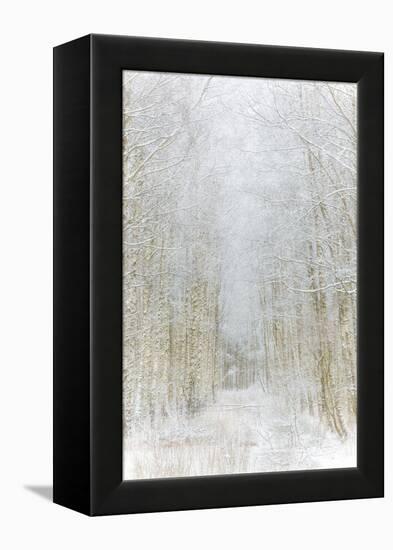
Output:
[123, 385, 356, 480]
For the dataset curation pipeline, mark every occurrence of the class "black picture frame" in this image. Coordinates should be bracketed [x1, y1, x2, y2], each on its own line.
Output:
[53, 34, 384, 516]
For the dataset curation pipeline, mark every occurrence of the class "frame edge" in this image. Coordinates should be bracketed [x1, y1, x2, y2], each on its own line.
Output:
[53, 34, 92, 516]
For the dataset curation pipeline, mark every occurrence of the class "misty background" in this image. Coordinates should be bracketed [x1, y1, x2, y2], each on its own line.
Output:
[122, 71, 357, 479]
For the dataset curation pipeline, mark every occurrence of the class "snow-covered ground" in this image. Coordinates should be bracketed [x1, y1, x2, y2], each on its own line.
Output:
[123, 385, 356, 480]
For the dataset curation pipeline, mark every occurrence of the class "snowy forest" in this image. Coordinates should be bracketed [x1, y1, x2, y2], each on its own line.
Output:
[122, 70, 357, 479]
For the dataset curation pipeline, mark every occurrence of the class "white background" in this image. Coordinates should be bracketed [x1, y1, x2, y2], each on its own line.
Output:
[0, 1, 389, 548]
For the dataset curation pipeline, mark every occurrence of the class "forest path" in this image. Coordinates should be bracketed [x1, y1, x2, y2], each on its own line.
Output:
[123, 385, 356, 480]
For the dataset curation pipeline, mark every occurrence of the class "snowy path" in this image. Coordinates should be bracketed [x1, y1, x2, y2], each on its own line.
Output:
[123, 385, 356, 480]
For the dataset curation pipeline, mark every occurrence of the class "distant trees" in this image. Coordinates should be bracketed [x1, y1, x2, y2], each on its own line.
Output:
[123, 73, 223, 430]
[123, 72, 357, 440]
[238, 80, 357, 437]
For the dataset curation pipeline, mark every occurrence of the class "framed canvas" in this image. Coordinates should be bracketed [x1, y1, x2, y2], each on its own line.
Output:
[53, 34, 384, 516]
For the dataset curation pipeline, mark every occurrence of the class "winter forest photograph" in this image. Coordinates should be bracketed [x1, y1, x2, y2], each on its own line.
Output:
[122, 70, 357, 480]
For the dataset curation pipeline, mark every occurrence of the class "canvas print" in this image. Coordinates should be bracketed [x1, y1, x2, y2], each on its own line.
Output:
[122, 71, 357, 480]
